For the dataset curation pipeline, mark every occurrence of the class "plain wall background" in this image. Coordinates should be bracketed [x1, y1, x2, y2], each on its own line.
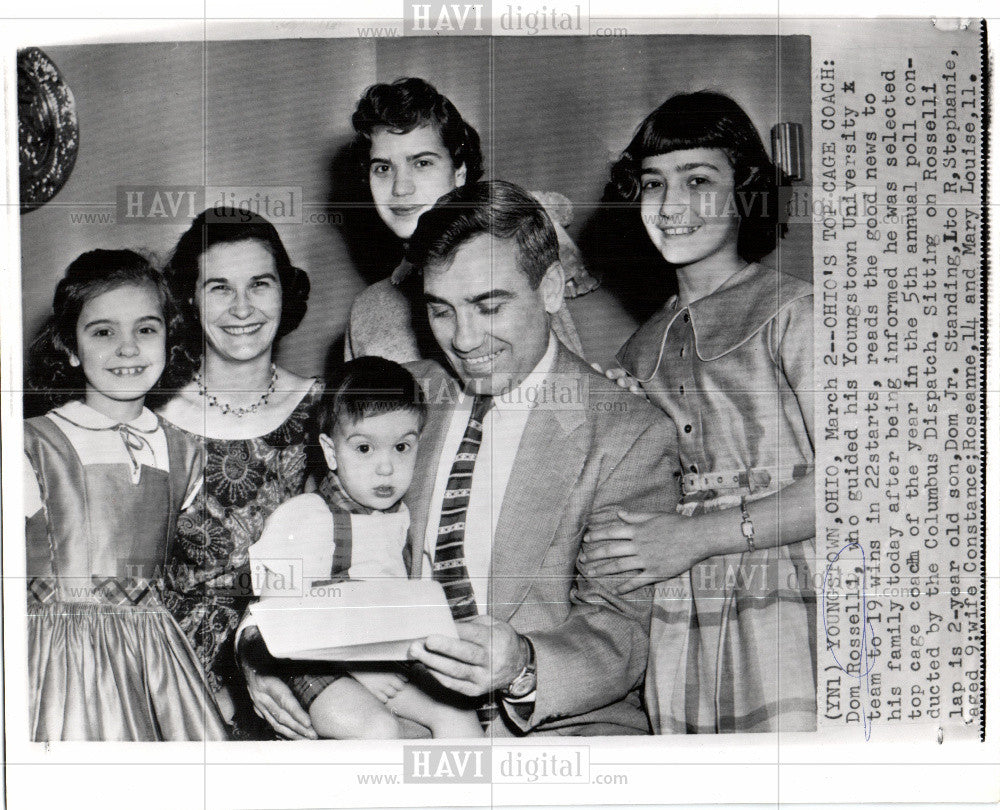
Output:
[20, 35, 810, 379]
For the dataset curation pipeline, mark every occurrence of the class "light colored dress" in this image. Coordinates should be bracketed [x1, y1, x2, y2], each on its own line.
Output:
[617, 263, 816, 733]
[23, 402, 228, 741]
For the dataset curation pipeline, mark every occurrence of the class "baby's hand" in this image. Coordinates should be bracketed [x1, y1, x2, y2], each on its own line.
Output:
[604, 367, 644, 396]
[353, 670, 408, 704]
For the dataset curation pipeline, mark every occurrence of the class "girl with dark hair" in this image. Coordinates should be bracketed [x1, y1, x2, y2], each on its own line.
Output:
[157, 210, 323, 738]
[343, 76, 594, 364]
[23, 249, 227, 740]
[582, 92, 817, 734]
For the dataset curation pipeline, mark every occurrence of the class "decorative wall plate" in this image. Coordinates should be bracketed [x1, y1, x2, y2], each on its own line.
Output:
[18, 47, 79, 213]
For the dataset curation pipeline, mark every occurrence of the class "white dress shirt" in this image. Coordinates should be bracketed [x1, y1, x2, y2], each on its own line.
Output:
[423, 335, 558, 610]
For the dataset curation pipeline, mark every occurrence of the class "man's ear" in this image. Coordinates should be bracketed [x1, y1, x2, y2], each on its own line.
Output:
[539, 261, 565, 315]
[68, 352, 81, 368]
[318, 433, 337, 472]
[453, 162, 468, 188]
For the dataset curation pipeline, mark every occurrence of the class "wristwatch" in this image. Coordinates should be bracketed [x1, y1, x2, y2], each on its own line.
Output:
[502, 635, 537, 699]
[740, 495, 756, 553]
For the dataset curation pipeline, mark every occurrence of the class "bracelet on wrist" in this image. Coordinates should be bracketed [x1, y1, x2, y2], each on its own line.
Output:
[739, 495, 756, 553]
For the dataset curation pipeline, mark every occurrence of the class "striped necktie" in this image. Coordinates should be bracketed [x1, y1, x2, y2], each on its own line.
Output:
[432, 394, 493, 621]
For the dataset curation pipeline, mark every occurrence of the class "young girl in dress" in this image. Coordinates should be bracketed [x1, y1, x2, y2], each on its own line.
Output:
[581, 92, 817, 733]
[24, 249, 228, 741]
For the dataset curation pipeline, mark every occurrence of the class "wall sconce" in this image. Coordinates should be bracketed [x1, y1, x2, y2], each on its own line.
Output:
[770, 122, 804, 182]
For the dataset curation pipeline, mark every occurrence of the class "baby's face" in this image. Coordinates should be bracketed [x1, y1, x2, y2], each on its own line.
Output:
[326, 409, 422, 510]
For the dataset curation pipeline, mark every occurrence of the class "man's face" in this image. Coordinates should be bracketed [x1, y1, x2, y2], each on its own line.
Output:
[423, 234, 563, 396]
[368, 125, 466, 240]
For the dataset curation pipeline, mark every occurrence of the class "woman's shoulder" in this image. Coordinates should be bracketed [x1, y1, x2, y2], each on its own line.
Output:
[615, 299, 679, 376]
[349, 278, 410, 320]
[277, 371, 323, 415]
[155, 384, 203, 436]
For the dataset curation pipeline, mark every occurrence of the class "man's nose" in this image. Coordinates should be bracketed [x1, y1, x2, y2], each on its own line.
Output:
[452, 313, 483, 354]
[375, 455, 394, 476]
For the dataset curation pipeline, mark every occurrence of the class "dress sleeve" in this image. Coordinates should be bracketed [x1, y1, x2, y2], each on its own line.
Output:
[344, 308, 359, 361]
[24, 452, 43, 518]
[180, 455, 204, 512]
[769, 294, 815, 445]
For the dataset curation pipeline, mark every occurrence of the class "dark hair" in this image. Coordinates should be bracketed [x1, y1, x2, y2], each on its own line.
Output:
[351, 77, 484, 185]
[609, 91, 787, 262]
[405, 180, 559, 288]
[165, 209, 310, 349]
[317, 356, 426, 437]
[26, 249, 196, 410]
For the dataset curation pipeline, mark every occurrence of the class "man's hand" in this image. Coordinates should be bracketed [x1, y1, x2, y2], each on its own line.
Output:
[238, 627, 318, 740]
[407, 615, 528, 697]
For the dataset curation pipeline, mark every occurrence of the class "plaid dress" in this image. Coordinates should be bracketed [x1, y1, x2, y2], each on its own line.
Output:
[24, 408, 228, 741]
[618, 264, 817, 733]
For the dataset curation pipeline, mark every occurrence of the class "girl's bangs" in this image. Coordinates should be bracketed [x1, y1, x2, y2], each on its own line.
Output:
[637, 113, 732, 162]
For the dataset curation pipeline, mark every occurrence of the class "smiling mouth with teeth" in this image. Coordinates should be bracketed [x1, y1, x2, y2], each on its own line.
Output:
[221, 324, 264, 335]
[108, 367, 148, 376]
[659, 225, 701, 236]
[462, 349, 503, 367]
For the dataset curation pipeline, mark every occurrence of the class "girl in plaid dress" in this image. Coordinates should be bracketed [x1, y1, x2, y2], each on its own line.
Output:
[582, 92, 817, 733]
[23, 250, 227, 741]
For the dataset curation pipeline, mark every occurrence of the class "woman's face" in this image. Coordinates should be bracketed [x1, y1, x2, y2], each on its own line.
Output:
[639, 147, 741, 269]
[368, 124, 466, 240]
[195, 239, 283, 365]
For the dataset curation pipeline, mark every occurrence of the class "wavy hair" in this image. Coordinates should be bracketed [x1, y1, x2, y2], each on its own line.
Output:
[165, 209, 310, 350]
[405, 180, 558, 289]
[351, 77, 484, 185]
[26, 249, 196, 411]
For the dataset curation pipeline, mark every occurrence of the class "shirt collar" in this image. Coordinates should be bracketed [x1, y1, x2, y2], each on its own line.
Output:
[54, 400, 159, 432]
[317, 471, 403, 515]
[665, 263, 812, 361]
[490, 333, 558, 413]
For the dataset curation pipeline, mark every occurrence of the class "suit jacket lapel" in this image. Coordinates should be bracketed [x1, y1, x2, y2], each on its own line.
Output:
[489, 346, 589, 622]
[405, 363, 462, 578]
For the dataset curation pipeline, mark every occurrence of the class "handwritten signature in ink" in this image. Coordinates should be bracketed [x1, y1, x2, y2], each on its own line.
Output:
[823, 541, 878, 740]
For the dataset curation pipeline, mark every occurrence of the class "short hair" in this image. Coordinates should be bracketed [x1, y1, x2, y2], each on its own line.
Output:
[165, 209, 310, 347]
[609, 91, 787, 263]
[317, 356, 427, 438]
[351, 77, 484, 185]
[26, 249, 195, 410]
[405, 180, 559, 288]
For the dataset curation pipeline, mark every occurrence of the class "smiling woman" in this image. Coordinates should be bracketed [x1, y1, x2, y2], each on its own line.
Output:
[155, 210, 323, 738]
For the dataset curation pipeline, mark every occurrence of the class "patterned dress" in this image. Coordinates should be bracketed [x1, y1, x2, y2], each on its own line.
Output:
[162, 380, 323, 737]
[24, 403, 228, 741]
[618, 263, 817, 734]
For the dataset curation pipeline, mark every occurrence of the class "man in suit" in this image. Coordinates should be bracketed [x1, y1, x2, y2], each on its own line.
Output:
[242, 180, 679, 737]
[398, 180, 680, 735]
